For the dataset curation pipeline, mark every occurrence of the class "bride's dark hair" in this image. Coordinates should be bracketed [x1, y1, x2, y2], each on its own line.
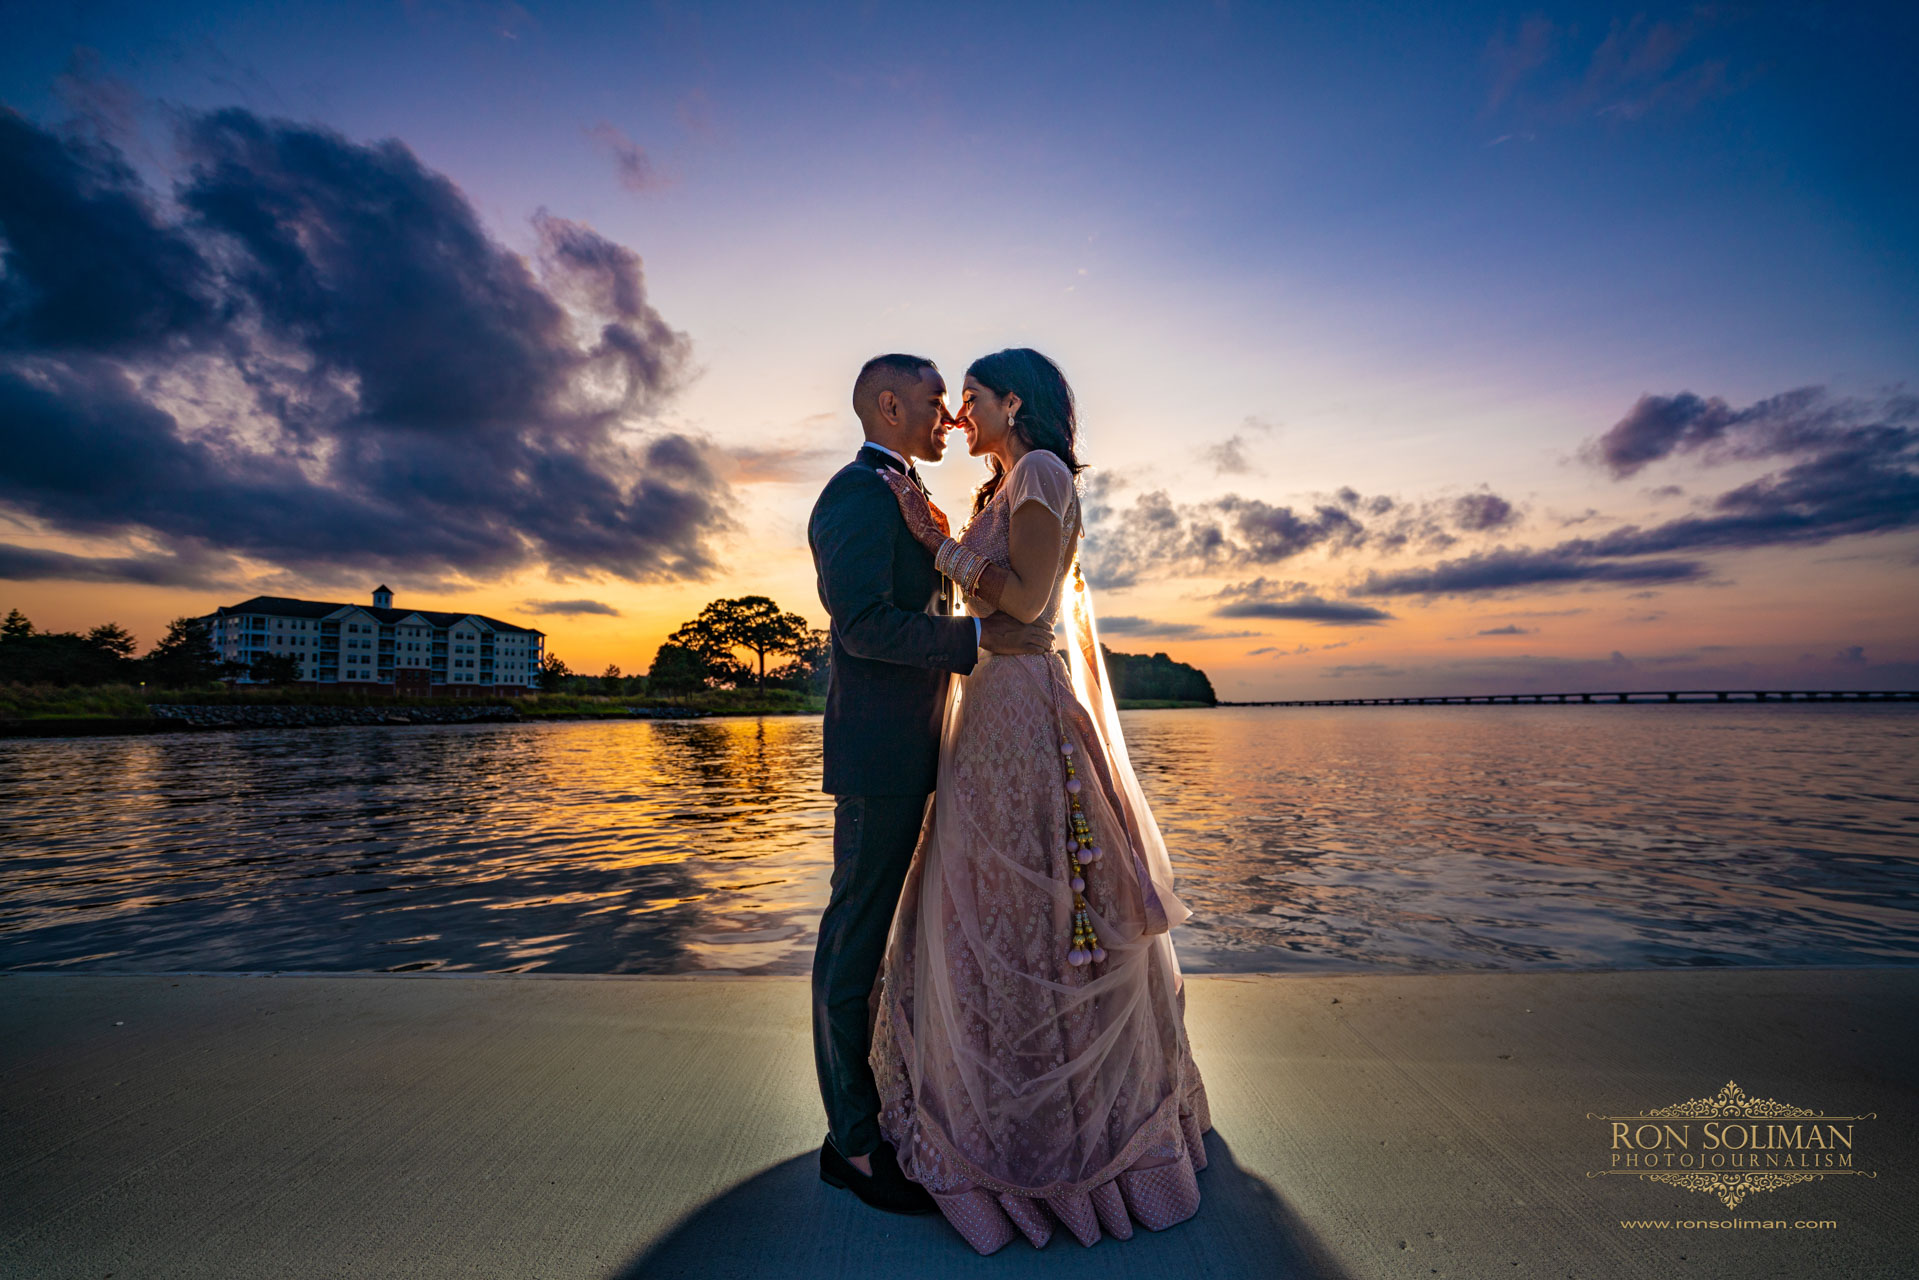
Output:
[967, 347, 1084, 515]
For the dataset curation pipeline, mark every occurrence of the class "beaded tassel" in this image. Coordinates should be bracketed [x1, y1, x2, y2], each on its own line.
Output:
[1060, 739, 1106, 966]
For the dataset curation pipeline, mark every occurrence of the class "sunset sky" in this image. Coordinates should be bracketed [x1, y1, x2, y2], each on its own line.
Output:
[2, 1, 1914, 698]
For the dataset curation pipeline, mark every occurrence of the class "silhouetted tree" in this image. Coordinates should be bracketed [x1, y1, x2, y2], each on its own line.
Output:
[85, 623, 138, 661]
[248, 653, 302, 685]
[143, 617, 222, 688]
[646, 641, 709, 695]
[0, 628, 124, 685]
[664, 618, 745, 688]
[671, 596, 813, 692]
[770, 627, 831, 695]
[538, 653, 571, 692]
[1, 608, 32, 642]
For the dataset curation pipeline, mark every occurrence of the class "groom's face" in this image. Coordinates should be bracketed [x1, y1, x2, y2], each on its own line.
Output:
[897, 367, 953, 464]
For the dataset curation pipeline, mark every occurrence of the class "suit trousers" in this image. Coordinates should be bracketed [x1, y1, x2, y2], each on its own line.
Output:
[811, 792, 929, 1158]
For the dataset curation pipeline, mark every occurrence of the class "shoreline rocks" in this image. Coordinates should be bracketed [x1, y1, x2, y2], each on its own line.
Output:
[149, 704, 524, 730]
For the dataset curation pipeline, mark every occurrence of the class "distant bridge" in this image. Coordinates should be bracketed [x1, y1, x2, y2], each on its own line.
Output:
[1221, 689, 1919, 708]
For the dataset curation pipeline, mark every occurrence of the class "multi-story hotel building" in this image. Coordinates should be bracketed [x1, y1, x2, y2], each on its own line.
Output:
[208, 585, 546, 695]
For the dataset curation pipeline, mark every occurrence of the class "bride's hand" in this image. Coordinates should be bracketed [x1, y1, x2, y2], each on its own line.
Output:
[876, 468, 951, 550]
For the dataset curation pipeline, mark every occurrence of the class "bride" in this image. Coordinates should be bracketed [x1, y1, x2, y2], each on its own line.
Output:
[866, 347, 1211, 1255]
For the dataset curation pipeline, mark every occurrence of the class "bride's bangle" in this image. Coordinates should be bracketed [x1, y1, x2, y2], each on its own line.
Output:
[935, 538, 962, 580]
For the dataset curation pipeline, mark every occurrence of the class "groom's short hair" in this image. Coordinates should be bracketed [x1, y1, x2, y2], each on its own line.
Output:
[853, 353, 937, 423]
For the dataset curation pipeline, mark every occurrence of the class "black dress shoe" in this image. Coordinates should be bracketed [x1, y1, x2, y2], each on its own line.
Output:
[819, 1136, 936, 1215]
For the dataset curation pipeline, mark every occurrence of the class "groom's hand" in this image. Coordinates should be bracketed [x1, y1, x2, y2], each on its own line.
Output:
[979, 612, 1054, 655]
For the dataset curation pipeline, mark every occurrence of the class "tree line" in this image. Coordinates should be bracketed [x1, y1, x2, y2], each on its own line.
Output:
[546, 600, 1216, 705]
[0, 598, 826, 697]
[0, 610, 240, 688]
[1098, 647, 1216, 704]
[3, 598, 1214, 705]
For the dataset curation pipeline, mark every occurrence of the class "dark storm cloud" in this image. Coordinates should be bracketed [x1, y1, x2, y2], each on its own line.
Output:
[1581, 395, 1919, 554]
[1209, 578, 1394, 626]
[1539, 386, 1919, 579]
[1345, 387, 1918, 599]
[521, 598, 623, 617]
[1095, 615, 1262, 641]
[0, 106, 218, 353]
[1217, 597, 1394, 625]
[0, 105, 727, 589]
[0, 539, 238, 587]
[1584, 386, 1910, 478]
[1355, 547, 1706, 597]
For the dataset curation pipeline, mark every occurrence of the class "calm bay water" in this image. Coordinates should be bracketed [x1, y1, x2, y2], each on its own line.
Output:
[2, 706, 1915, 975]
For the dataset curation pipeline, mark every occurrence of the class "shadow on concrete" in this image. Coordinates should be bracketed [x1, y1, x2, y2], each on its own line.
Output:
[617, 1131, 1349, 1279]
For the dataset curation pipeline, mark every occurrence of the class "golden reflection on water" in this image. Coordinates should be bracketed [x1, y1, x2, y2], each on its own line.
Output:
[1, 706, 1915, 974]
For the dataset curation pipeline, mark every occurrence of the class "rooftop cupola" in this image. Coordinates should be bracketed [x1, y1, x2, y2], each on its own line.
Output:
[372, 585, 393, 609]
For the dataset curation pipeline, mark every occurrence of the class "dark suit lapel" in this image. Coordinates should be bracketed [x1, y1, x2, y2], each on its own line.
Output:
[856, 446, 950, 615]
[858, 443, 907, 475]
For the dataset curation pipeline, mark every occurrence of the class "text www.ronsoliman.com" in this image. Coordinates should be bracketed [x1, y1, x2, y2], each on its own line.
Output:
[1619, 1218, 1837, 1230]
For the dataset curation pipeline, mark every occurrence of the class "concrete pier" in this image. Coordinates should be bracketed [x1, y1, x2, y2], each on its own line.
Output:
[3, 968, 1914, 1278]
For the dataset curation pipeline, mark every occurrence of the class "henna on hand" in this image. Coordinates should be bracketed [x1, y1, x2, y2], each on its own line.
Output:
[969, 561, 1009, 612]
[876, 469, 947, 551]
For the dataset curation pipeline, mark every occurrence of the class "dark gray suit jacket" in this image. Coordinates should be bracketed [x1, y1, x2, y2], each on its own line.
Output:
[809, 444, 979, 796]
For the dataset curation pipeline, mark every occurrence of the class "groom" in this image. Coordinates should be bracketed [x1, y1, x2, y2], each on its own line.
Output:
[808, 353, 1052, 1214]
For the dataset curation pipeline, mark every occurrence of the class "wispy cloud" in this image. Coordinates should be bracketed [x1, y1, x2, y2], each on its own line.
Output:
[1323, 662, 1407, 679]
[587, 121, 666, 193]
[521, 598, 623, 617]
[1249, 640, 1352, 658]
[1201, 435, 1257, 476]
[723, 444, 844, 485]
[1483, 14, 1555, 114]
[1482, 10, 1743, 129]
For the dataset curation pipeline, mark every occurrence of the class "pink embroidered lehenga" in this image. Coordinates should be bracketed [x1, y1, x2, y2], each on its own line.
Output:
[870, 449, 1211, 1255]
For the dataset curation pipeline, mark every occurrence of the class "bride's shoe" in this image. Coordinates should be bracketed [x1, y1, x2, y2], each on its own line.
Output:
[819, 1135, 936, 1215]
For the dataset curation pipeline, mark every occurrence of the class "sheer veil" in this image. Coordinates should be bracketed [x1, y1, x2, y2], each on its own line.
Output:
[1058, 554, 1194, 960]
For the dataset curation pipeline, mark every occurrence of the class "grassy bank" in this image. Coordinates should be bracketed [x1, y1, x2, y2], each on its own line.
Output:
[1, 683, 1206, 728]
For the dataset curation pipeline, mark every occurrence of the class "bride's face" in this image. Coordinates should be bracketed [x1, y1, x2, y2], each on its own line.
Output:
[958, 375, 1019, 460]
